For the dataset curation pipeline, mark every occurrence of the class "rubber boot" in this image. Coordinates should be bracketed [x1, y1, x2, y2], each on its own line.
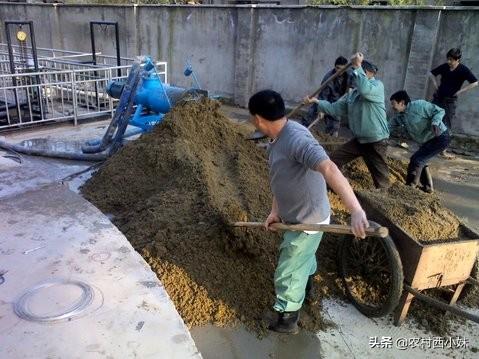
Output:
[269, 310, 300, 334]
[406, 166, 423, 188]
[420, 166, 434, 193]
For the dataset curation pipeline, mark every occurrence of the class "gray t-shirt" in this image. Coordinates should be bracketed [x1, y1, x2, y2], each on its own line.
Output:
[267, 120, 331, 224]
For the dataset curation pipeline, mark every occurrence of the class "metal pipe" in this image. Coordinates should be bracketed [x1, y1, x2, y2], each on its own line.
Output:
[4, 21, 20, 118]
[90, 22, 96, 67]
[114, 22, 121, 77]
[26, 21, 45, 120]
[0, 139, 108, 161]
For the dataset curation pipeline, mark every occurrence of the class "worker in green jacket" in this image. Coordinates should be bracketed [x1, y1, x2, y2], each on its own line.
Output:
[304, 52, 390, 188]
[389, 90, 450, 192]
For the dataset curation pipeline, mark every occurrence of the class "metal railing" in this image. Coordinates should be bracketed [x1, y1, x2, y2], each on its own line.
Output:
[0, 61, 168, 130]
[0, 43, 135, 73]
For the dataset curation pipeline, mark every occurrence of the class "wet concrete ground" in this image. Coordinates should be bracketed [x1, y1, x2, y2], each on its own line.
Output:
[191, 325, 322, 359]
[0, 121, 201, 358]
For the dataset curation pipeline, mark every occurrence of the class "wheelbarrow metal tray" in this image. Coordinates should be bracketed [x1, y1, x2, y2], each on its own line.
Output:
[356, 192, 479, 291]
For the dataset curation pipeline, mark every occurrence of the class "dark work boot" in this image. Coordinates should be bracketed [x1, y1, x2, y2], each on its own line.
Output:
[406, 166, 423, 188]
[268, 311, 300, 334]
[420, 166, 434, 193]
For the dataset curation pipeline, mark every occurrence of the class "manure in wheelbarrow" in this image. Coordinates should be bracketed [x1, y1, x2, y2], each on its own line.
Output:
[357, 183, 461, 243]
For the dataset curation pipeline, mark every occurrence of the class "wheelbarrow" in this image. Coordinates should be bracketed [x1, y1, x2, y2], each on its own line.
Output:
[337, 192, 479, 325]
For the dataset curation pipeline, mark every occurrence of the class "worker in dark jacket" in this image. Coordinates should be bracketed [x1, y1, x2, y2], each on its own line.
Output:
[389, 91, 449, 193]
[302, 56, 351, 136]
[429, 48, 478, 158]
[305, 53, 390, 189]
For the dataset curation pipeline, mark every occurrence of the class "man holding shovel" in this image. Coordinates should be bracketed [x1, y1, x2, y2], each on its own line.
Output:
[248, 89, 369, 334]
[305, 53, 390, 189]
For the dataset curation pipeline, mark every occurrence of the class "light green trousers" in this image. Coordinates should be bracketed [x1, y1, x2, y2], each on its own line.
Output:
[273, 230, 323, 312]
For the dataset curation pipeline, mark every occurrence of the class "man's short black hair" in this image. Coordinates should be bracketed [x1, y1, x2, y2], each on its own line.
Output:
[248, 90, 285, 121]
[390, 90, 411, 105]
[335, 56, 348, 66]
[447, 48, 462, 60]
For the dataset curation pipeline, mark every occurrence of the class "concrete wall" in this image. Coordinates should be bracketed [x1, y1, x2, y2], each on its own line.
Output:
[0, 4, 478, 135]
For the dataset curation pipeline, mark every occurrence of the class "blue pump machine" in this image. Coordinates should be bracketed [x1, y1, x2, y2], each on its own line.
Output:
[105, 58, 205, 132]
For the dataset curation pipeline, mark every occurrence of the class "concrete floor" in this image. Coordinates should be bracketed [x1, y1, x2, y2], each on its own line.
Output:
[1, 112, 479, 358]
[192, 299, 479, 359]
[0, 123, 201, 358]
[190, 324, 322, 359]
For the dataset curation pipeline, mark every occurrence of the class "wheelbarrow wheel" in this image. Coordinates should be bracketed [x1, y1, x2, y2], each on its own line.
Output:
[337, 221, 404, 317]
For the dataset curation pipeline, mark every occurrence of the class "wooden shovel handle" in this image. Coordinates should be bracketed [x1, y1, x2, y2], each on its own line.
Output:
[246, 63, 353, 141]
[231, 221, 389, 238]
[287, 62, 353, 119]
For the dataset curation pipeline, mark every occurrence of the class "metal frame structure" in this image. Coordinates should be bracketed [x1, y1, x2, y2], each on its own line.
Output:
[89, 21, 121, 109]
[4, 21, 44, 121]
[0, 43, 135, 69]
[0, 45, 167, 131]
[90, 21, 121, 77]
[0, 19, 167, 131]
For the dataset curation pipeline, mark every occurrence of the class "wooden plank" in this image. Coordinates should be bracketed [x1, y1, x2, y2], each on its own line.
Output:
[357, 192, 479, 289]
[411, 240, 479, 289]
[394, 292, 415, 326]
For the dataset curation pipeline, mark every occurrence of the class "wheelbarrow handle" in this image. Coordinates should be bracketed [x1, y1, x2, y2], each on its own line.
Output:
[405, 284, 479, 324]
[231, 221, 389, 238]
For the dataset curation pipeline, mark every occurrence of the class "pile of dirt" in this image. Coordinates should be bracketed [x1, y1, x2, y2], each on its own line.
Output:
[342, 157, 408, 190]
[311, 129, 345, 144]
[310, 128, 347, 154]
[82, 98, 335, 334]
[357, 183, 461, 243]
[82, 98, 475, 337]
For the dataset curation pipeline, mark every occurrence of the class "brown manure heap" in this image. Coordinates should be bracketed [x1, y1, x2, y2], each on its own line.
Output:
[357, 183, 461, 243]
[82, 98, 333, 334]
